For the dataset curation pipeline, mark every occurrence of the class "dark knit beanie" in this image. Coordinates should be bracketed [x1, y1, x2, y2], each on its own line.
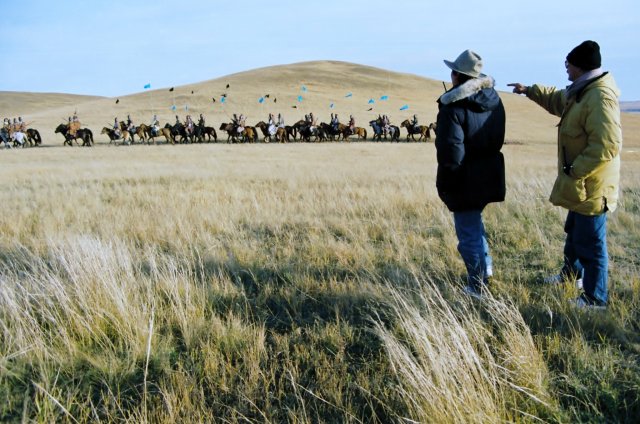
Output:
[566, 40, 601, 71]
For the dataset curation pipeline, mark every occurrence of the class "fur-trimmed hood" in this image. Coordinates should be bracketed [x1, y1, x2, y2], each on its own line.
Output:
[438, 76, 499, 110]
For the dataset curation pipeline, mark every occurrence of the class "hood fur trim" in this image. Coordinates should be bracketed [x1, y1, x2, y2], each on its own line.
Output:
[439, 76, 495, 105]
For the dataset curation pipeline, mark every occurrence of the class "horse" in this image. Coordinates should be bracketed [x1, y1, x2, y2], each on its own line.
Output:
[101, 127, 132, 145]
[254, 121, 274, 142]
[388, 125, 401, 142]
[291, 120, 308, 141]
[203, 126, 217, 142]
[275, 127, 287, 143]
[285, 125, 297, 141]
[9, 129, 26, 147]
[401, 119, 431, 142]
[297, 123, 321, 142]
[55, 123, 93, 146]
[119, 121, 146, 143]
[165, 122, 192, 143]
[242, 126, 258, 143]
[26, 128, 42, 146]
[147, 124, 174, 144]
[369, 120, 384, 141]
[369, 117, 400, 142]
[135, 123, 169, 144]
[320, 122, 341, 141]
[0, 128, 11, 148]
[339, 123, 367, 141]
[219, 122, 237, 143]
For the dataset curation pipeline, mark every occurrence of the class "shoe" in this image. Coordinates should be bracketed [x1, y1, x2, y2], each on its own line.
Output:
[543, 274, 562, 284]
[571, 293, 606, 310]
[462, 284, 483, 300]
[543, 274, 583, 289]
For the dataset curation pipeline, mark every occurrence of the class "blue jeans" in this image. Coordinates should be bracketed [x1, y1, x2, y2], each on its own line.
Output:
[453, 210, 492, 288]
[561, 211, 608, 304]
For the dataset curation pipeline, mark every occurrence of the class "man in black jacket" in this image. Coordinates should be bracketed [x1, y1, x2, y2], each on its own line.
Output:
[435, 49, 506, 297]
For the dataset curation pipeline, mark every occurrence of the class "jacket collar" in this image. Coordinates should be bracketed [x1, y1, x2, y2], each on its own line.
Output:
[439, 75, 495, 105]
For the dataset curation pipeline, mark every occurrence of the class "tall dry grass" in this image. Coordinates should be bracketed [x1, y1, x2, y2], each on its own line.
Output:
[0, 142, 638, 422]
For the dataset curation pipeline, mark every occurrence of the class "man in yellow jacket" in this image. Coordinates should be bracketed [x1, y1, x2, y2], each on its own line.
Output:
[509, 40, 622, 309]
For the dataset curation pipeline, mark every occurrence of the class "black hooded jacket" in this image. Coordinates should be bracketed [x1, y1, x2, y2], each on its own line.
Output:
[435, 76, 506, 212]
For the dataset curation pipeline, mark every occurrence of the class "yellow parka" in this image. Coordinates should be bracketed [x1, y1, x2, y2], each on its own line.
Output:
[527, 72, 622, 215]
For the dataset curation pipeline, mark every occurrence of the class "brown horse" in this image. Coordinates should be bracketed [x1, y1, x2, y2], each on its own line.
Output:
[141, 123, 174, 144]
[102, 127, 132, 145]
[119, 121, 145, 143]
[338, 123, 367, 141]
[401, 119, 431, 142]
[242, 126, 258, 143]
[275, 127, 287, 143]
[219, 122, 239, 143]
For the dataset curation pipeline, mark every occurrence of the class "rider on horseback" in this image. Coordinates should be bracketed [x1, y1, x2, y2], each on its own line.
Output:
[126, 115, 135, 134]
[411, 114, 419, 132]
[331, 113, 339, 132]
[239, 114, 246, 133]
[185, 115, 194, 135]
[308, 112, 317, 131]
[277, 113, 285, 128]
[69, 112, 80, 138]
[198, 114, 205, 128]
[113, 117, 121, 137]
[150, 114, 159, 136]
[268, 113, 277, 136]
[348, 115, 356, 135]
[0, 119, 10, 148]
[382, 114, 390, 136]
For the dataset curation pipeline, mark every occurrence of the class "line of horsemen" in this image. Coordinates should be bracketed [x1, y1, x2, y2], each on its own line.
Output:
[217, 112, 433, 143]
[3, 111, 434, 148]
[1, 117, 43, 148]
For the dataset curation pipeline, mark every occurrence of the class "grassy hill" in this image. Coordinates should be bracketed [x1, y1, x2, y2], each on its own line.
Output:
[0, 62, 638, 423]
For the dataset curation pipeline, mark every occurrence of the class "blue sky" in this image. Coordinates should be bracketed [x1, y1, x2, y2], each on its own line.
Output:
[1, 0, 638, 100]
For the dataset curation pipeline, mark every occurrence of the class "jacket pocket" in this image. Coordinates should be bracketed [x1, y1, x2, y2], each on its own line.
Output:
[551, 173, 587, 204]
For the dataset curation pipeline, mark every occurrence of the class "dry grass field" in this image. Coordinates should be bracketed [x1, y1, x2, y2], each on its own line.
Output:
[1, 62, 639, 422]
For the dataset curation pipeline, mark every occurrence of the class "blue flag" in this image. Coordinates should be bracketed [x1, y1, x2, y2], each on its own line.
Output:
[368, 98, 375, 104]
[380, 95, 388, 100]
[185, 105, 188, 111]
[259, 97, 265, 103]
[171, 105, 176, 111]
[399, 104, 409, 111]
[345, 92, 353, 98]
[143, 83, 151, 89]
[297, 95, 303, 102]
[301, 85, 307, 92]
[329, 103, 334, 109]
[220, 96, 226, 103]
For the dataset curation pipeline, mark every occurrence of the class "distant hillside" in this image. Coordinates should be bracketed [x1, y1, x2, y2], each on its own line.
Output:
[1, 61, 638, 146]
[621, 101, 640, 113]
[0, 92, 103, 117]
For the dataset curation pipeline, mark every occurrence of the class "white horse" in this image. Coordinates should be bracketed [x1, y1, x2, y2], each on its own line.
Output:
[11, 131, 25, 147]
